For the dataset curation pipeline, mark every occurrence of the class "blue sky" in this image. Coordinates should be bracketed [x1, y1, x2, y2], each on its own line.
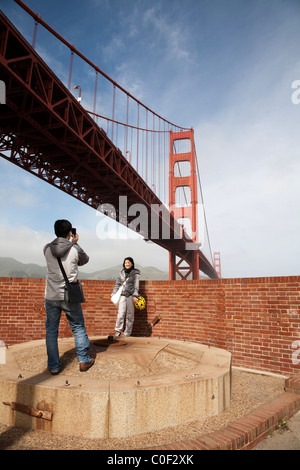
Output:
[1, 0, 300, 278]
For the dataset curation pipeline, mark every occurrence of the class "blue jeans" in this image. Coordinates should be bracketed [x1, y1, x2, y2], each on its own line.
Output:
[45, 299, 91, 371]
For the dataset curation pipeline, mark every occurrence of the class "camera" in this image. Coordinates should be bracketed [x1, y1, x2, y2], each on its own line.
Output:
[71, 228, 76, 235]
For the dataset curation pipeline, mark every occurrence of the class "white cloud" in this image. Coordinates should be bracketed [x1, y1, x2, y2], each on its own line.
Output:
[0, 186, 38, 208]
[101, 36, 125, 62]
[72, 221, 169, 273]
[115, 62, 145, 101]
[0, 222, 169, 274]
[195, 105, 300, 277]
[0, 225, 51, 266]
[142, 6, 191, 62]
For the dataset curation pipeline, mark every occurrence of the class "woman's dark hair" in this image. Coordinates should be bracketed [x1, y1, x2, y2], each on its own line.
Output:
[123, 257, 135, 268]
[54, 219, 72, 238]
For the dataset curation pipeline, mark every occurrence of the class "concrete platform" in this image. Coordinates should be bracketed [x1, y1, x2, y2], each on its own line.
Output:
[0, 337, 231, 438]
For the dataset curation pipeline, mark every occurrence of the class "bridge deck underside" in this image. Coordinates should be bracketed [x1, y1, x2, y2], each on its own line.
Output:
[0, 11, 217, 279]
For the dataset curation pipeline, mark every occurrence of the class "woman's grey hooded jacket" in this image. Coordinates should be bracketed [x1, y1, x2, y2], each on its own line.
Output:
[111, 268, 140, 298]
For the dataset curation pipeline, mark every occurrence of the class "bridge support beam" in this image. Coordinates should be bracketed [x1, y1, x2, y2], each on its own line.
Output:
[169, 251, 199, 281]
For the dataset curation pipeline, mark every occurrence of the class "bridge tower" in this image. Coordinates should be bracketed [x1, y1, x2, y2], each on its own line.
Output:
[213, 252, 222, 278]
[169, 128, 200, 280]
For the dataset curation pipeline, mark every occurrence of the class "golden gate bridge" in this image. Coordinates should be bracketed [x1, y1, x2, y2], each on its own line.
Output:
[0, 0, 220, 280]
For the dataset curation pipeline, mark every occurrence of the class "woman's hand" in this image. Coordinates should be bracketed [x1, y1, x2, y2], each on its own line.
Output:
[133, 296, 138, 304]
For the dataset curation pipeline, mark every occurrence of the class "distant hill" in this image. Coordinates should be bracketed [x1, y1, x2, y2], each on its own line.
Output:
[80, 264, 169, 280]
[0, 257, 169, 280]
[0, 257, 47, 278]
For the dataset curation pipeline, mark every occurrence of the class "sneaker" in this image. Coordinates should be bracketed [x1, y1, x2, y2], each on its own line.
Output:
[48, 368, 60, 376]
[115, 331, 121, 337]
[79, 358, 95, 372]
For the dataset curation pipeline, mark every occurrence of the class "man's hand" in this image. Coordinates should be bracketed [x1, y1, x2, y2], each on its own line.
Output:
[72, 233, 79, 244]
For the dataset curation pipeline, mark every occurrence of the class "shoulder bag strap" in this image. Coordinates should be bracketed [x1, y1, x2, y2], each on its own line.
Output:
[57, 257, 69, 285]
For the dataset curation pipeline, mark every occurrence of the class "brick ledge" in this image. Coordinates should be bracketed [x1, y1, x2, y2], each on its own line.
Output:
[285, 372, 300, 395]
[146, 391, 300, 450]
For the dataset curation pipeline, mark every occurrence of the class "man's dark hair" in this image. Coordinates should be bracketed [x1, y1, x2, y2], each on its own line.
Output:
[54, 219, 72, 238]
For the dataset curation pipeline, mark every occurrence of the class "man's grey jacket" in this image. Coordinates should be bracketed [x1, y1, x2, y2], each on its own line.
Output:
[44, 237, 89, 301]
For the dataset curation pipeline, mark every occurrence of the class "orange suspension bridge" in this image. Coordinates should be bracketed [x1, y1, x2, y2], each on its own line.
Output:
[0, 0, 220, 280]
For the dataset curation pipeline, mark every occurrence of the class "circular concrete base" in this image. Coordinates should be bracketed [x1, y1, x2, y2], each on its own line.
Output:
[0, 337, 231, 438]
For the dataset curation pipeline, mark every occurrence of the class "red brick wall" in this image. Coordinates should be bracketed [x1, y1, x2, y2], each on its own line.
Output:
[0, 276, 300, 376]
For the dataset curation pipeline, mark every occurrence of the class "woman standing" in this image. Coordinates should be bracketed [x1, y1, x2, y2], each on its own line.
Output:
[111, 257, 140, 337]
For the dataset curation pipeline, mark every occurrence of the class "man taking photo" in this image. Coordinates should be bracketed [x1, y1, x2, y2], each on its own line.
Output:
[44, 219, 94, 374]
